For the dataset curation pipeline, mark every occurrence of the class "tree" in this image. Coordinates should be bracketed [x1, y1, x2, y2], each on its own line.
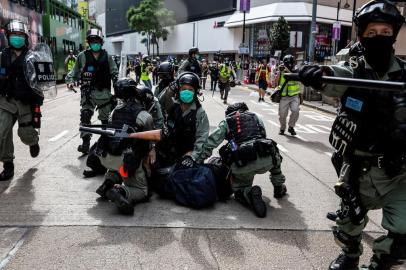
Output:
[269, 17, 290, 57]
[127, 0, 176, 56]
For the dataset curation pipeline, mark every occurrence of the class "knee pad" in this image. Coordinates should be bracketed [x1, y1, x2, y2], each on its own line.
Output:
[80, 109, 93, 125]
[333, 226, 361, 253]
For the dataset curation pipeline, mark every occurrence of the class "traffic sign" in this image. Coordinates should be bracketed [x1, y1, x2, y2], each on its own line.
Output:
[240, 0, 251, 13]
[239, 47, 249, 54]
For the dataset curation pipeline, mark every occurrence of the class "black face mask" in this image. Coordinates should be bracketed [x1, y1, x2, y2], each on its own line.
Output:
[360, 35, 396, 74]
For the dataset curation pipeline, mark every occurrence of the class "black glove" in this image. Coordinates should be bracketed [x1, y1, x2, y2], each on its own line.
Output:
[180, 155, 195, 168]
[123, 152, 139, 177]
[298, 65, 325, 90]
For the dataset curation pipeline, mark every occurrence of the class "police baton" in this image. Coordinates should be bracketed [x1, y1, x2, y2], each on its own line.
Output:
[284, 73, 406, 92]
[79, 126, 162, 141]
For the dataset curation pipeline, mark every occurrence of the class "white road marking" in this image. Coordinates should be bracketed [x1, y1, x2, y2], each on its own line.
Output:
[267, 120, 280, 127]
[306, 124, 331, 134]
[295, 135, 309, 142]
[303, 114, 335, 122]
[49, 130, 69, 142]
[295, 124, 317, 134]
[277, 144, 288, 153]
[324, 152, 333, 157]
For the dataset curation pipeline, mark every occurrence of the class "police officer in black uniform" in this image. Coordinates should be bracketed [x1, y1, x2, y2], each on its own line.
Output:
[0, 20, 42, 181]
[178, 47, 202, 77]
[154, 61, 175, 117]
[66, 28, 118, 154]
[298, 1, 406, 269]
[95, 78, 154, 215]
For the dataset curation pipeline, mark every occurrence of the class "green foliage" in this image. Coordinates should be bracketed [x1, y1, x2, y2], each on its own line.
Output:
[270, 17, 290, 56]
[127, 0, 176, 55]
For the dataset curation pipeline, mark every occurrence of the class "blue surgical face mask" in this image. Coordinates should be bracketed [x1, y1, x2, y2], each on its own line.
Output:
[179, 89, 194, 104]
[9, 35, 25, 49]
[90, 43, 102, 52]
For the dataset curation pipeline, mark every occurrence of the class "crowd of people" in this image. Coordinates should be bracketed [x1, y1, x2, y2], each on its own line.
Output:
[0, 1, 405, 269]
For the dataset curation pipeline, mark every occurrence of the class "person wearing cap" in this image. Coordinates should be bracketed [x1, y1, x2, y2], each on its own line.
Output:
[177, 47, 202, 77]
[0, 19, 42, 181]
[298, 1, 406, 269]
[66, 28, 118, 155]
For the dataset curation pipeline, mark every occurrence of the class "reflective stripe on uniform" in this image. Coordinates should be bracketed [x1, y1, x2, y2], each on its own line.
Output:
[280, 72, 300, 96]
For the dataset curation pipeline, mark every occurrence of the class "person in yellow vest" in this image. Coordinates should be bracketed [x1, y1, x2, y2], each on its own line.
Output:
[277, 55, 301, 136]
[65, 50, 77, 89]
[255, 59, 270, 102]
[141, 54, 153, 89]
[218, 61, 235, 104]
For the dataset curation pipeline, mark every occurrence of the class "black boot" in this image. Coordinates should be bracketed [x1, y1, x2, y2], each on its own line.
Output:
[0, 162, 14, 181]
[96, 179, 115, 199]
[106, 187, 134, 215]
[279, 129, 285, 135]
[248, 186, 267, 218]
[30, 144, 40, 158]
[329, 253, 359, 270]
[368, 254, 405, 270]
[288, 127, 297, 136]
[78, 136, 91, 154]
[274, 184, 287, 199]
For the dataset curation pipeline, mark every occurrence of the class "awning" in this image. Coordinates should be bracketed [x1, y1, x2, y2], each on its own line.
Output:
[110, 37, 124, 43]
[224, 2, 353, 28]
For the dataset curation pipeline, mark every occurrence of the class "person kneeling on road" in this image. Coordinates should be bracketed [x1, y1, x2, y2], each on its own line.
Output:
[196, 102, 287, 218]
[94, 78, 154, 215]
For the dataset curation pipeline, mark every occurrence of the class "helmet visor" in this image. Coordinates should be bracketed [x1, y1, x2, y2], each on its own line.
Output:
[356, 2, 403, 22]
[7, 20, 29, 35]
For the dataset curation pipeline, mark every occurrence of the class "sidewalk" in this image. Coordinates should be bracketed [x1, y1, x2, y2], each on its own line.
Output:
[241, 83, 338, 115]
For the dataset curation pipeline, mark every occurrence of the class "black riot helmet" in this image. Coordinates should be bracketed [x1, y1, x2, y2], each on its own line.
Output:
[114, 78, 138, 100]
[225, 102, 249, 116]
[136, 85, 155, 108]
[177, 72, 201, 90]
[354, 0, 405, 36]
[189, 47, 199, 58]
[157, 61, 174, 80]
[283, 55, 295, 69]
[86, 28, 104, 43]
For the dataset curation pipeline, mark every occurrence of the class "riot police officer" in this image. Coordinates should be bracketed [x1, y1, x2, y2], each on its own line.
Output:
[197, 102, 286, 218]
[0, 20, 42, 181]
[151, 72, 209, 171]
[66, 28, 118, 154]
[277, 55, 301, 136]
[298, 1, 406, 269]
[177, 47, 202, 77]
[95, 78, 154, 215]
[154, 61, 175, 117]
[218, 61, 236, 104]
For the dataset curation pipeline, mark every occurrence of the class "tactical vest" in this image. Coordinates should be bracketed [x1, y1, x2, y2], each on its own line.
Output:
[335, 57, 406, 155]
[67, 58, 75, 71]
[226, 111, 266, 145]
[141, 62, 150, 81]
[0, 47, 42, 105]
[166, 102, 199, 158]
[220, 65, 232, 79]
[255, 65, 269, 82]
[81, 49, 111, 90]
[106, 101, 143, 155]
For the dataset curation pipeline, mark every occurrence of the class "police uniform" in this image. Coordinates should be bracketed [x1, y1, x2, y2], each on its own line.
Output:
[65, 48, 118, 151]
[178, 58, 201, 77]
[99, 100, 153, 206]
[0, 20, 42, 181]
[198, 104, 286, 217]
[141, 61, 152, 89]
[218, 64, 235, 103]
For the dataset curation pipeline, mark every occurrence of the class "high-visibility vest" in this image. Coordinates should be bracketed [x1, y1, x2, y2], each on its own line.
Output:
[67, 58, 75, 71]
[141, 62, 150, 81]
[280, 72, 300, 97]
[220, 65, 232, 79]
[255, 65, 269, 81]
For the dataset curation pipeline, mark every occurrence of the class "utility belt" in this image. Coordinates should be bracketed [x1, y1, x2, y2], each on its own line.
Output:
[353, 154, 406, 177]
[220, 138, 279, 168]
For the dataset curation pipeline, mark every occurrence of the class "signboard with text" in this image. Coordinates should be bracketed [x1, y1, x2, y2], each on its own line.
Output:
[240, 0, 251, 13]
[332, 22, 341, 41]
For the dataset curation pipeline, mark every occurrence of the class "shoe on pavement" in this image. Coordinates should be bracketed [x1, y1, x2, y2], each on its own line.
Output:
[279, 129, 285, 135]
[288, 127, 297, 136]
[96, 179, 115, 198]
[0, 162, 14, 181]
[30, 144, 40, 158]
[328, 253, 359, 270]
[106, 187, 134, 215]
[78, 137, 91, 155]
[223, 100, 227, 104]
[274, 184, 287, 199]
[248, 185, 267, 218]
[258, 98, 261, 102]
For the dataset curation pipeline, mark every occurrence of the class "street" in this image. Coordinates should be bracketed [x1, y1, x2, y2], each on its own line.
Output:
[0, 85, 385, 270]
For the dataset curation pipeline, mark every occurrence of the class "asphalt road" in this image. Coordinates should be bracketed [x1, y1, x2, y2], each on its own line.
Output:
[0, 85, 385, 270]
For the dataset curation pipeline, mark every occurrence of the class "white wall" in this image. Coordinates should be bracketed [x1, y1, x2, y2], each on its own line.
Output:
[105, 15, 243, 56]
